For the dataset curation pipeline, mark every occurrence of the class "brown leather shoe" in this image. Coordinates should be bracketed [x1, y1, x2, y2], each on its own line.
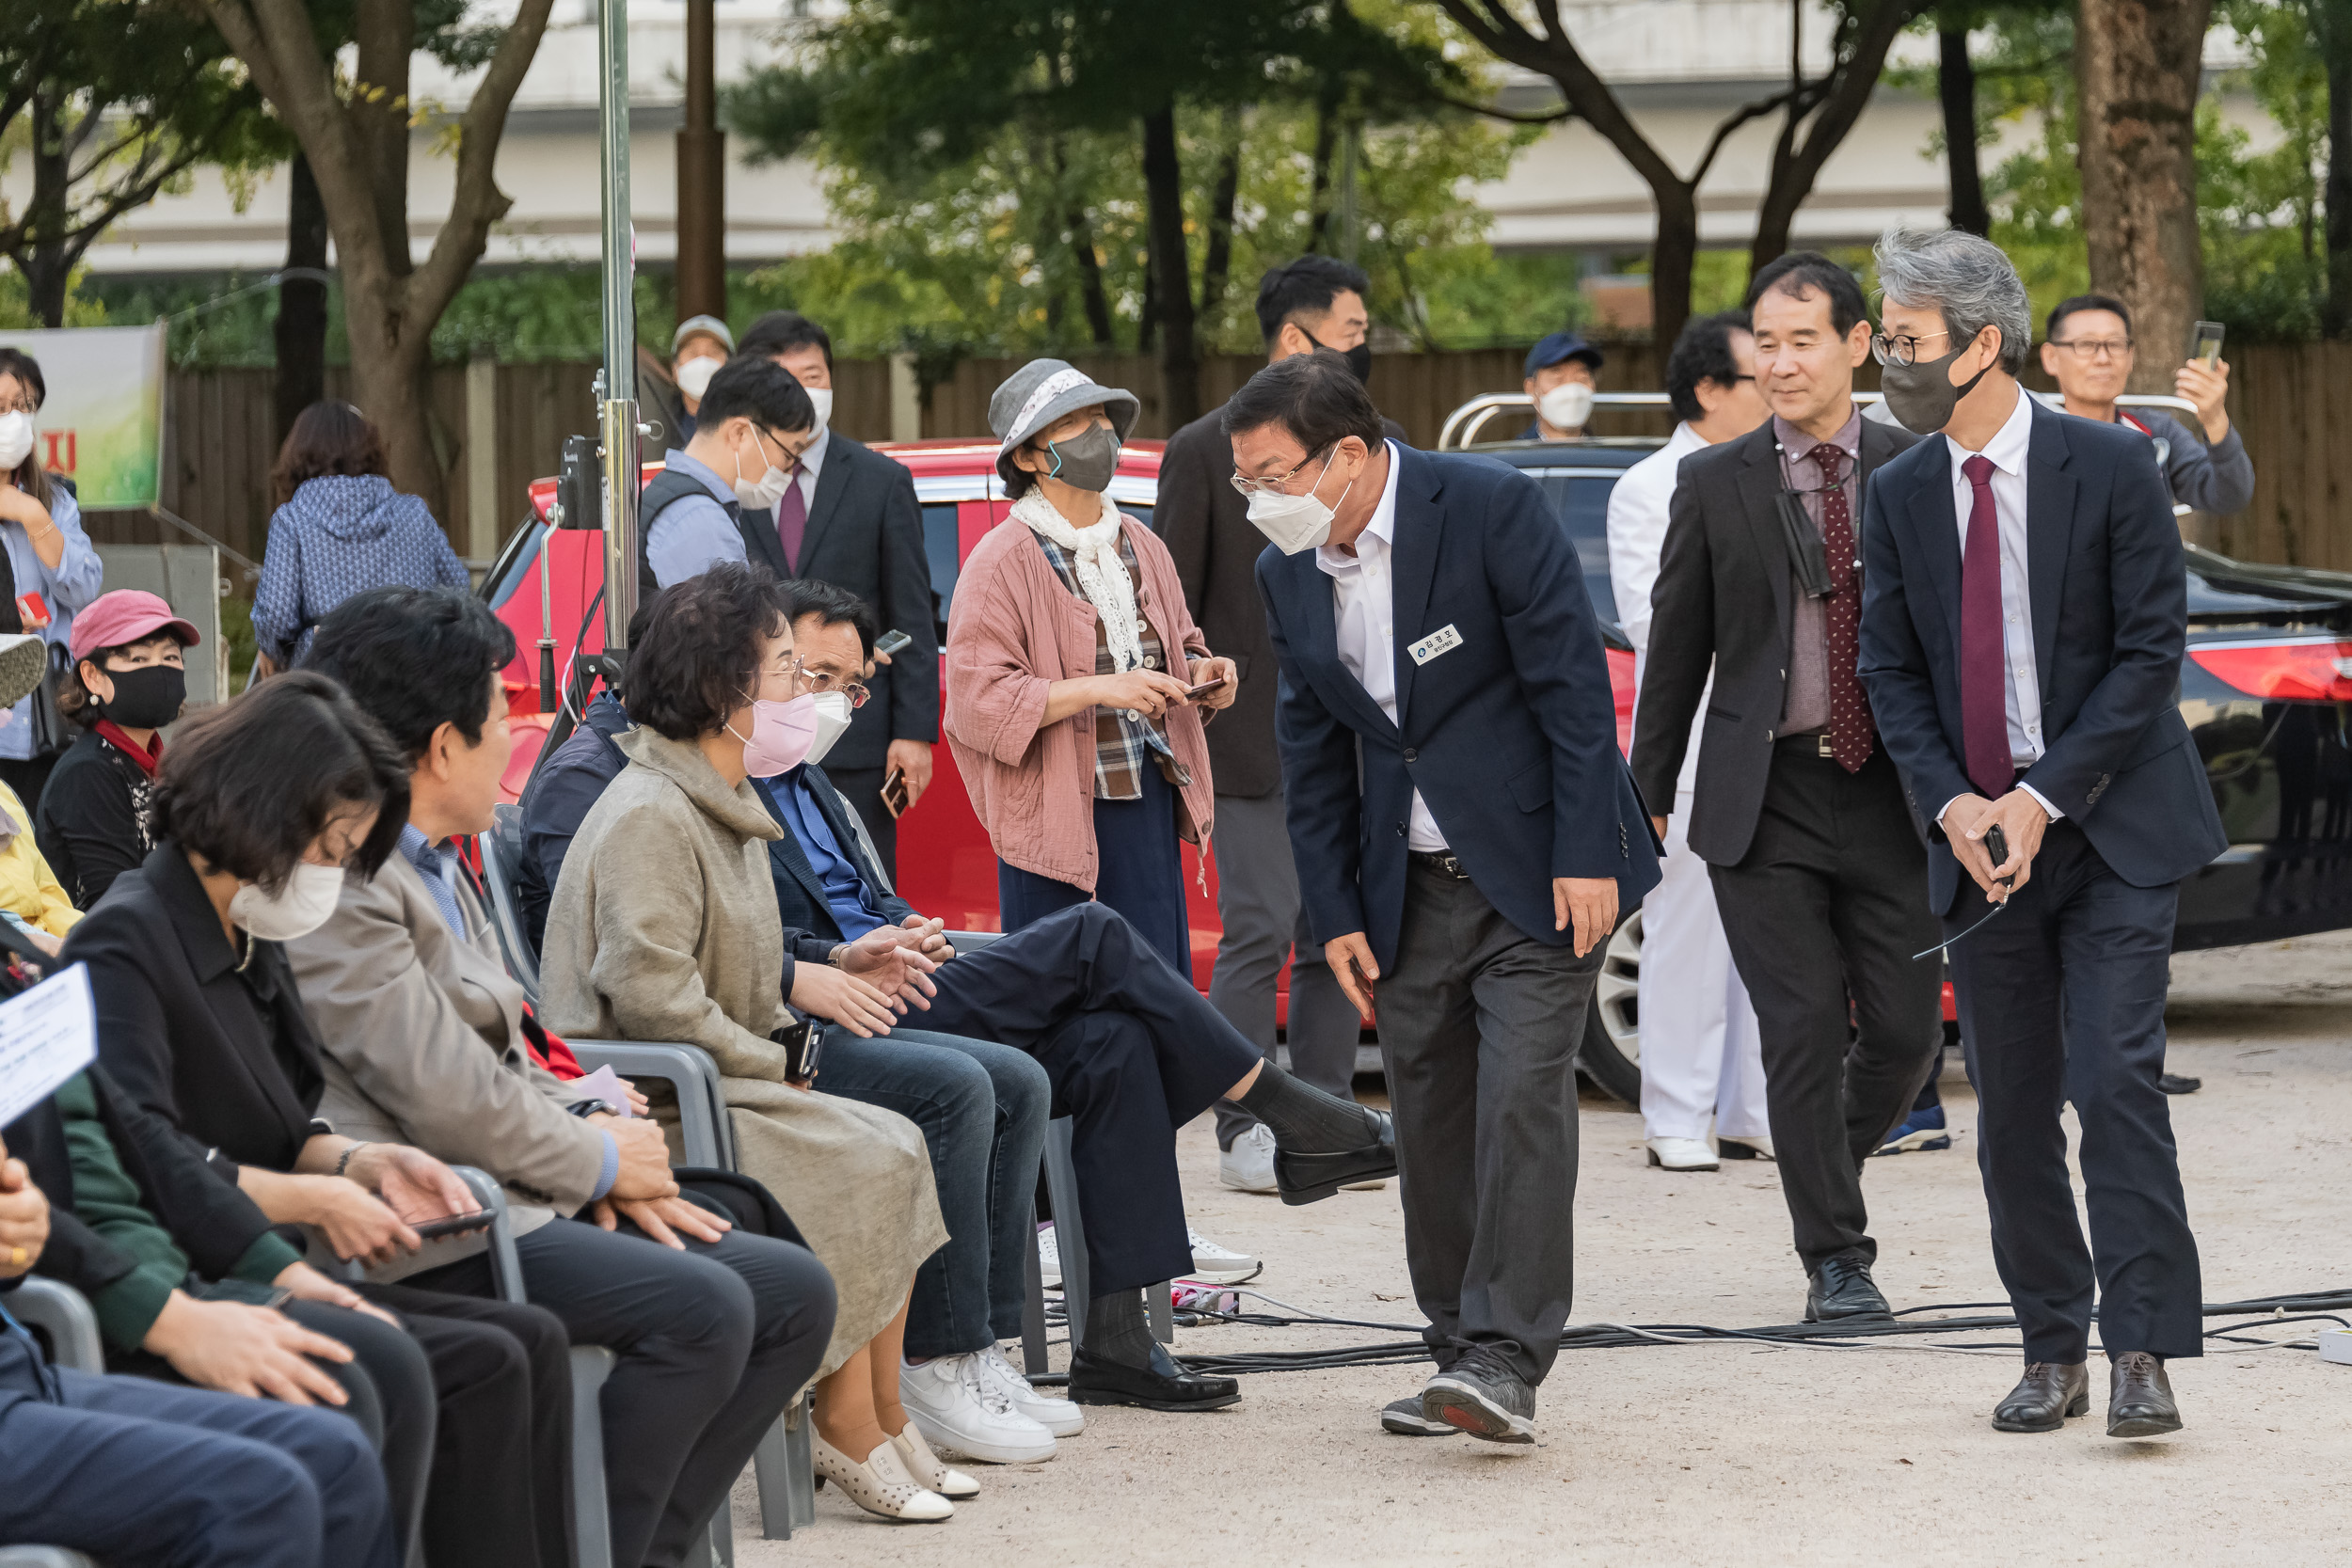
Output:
[1992, 1361, 2089, 1433]
[2107, 1352, 2183, 1438]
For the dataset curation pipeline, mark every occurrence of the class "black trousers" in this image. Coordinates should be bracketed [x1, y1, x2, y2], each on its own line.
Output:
[412, 1212, 834, 1568]
[1709, 744, 1943, 1273]
[913, 901, 1263, 1295]
[827, 764, 898, 882]
[1944, 819, 2203, 1363]
[1376, 860, 1602, 1387]
[363, 1285, 574, 1568]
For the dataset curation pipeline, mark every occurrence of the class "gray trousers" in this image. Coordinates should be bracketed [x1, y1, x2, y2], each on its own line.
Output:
[1207, 787, 1365, 1147]
[1380, 859, 1600, 1386]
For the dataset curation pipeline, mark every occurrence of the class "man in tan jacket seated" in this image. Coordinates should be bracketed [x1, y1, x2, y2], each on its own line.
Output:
[291, 585, 838, 1568]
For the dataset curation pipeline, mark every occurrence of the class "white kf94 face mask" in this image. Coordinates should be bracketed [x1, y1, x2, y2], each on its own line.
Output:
[803, 689, 854, 766]
[1538, 381, 1596, 431]
[230, 862, 345, 942]
[0, 411, 35, 471]
[1245, 450, 1356, 556]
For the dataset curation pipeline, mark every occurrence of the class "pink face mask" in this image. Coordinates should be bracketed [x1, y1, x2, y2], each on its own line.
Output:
[729, 693, 819, 777]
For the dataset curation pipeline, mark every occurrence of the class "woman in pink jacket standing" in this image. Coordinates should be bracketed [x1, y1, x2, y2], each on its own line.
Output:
[943, 360, 1237, 978]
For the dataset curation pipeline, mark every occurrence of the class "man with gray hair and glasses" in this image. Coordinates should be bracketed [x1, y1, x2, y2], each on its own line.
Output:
[1856, 227, 2224, 1443]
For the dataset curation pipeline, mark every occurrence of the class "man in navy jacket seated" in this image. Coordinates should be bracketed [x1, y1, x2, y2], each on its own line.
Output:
[517, 576, 1395, 1417]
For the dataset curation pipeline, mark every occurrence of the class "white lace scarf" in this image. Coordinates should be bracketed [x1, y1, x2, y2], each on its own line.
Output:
[1012, 488, 1144, 675]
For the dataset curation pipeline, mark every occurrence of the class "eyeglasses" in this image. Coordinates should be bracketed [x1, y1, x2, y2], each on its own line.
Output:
[755, 652, 809, 694]
[2046, 338, 2133, 360]
[1229, 445, 1332, 498]
[803, 667, 870, 709]
[1868, 330, 1952, 368]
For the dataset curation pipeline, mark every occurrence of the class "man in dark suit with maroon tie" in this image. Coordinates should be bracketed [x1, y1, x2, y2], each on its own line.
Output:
[1856, 229, 2225, 1442]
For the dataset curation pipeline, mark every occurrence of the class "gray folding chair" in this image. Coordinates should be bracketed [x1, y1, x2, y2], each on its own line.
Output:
[1, 1281, 103, 1568]
[480, 802, 542, 1004]
[563, 1043, 814, 1541]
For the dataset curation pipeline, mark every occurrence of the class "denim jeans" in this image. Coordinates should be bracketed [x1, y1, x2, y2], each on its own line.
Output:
[819, 1026, 1051, 1357]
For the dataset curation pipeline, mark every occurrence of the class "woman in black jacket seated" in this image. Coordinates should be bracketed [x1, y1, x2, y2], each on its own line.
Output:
[62, 671, 577, 1568]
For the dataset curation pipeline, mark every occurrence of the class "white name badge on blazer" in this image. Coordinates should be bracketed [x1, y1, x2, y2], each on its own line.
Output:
[1407, 625, 1463, 666]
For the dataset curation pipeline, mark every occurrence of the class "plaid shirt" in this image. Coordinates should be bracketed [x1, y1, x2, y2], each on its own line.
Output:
[1033, 530, 1193, 800]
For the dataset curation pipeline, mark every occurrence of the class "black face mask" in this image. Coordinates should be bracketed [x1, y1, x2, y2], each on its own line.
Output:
[96, 663, 185, 731]
[1310, 333, 1375, 387]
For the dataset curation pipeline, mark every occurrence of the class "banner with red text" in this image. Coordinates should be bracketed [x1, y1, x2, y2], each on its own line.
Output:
[0, 325, 167, 510]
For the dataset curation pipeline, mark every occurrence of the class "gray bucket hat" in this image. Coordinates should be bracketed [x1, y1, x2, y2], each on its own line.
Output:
[672, 313, 735, 356]
[990, 358, 1141, 489]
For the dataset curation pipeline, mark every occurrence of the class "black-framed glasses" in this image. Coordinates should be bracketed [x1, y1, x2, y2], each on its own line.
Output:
[803, 668, 870, 708]
[2046, 337, 2133, 360]
[1229, 444, 1332, 498]
[1868, 330, 1952, 367]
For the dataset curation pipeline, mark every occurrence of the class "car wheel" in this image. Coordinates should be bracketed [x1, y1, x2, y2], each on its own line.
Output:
[1577, 906, 1643, 1105]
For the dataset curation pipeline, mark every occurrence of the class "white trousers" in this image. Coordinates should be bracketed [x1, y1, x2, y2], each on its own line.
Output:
[1638, 791, 1771, 1141]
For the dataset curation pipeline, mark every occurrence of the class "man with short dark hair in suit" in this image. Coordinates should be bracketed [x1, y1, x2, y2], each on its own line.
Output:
[1858, 228, 2223, 1439]
[1244, 350, 1660, 1445]
[1159, 255, 1397, 1196]
[1630, 252, 1941, 1327]
[731, 312, 939, 877]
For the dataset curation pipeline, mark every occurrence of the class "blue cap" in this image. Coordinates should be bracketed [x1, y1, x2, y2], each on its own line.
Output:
[1524, 332, 1604, 378]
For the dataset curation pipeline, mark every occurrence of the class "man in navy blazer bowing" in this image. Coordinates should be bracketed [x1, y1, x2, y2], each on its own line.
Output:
[1856, 229, 2224, 1441]
[1238, 352, 1661, 1444]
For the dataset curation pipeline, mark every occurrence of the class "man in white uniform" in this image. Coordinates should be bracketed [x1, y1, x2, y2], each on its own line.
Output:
[1606, 309, 1774, 1171]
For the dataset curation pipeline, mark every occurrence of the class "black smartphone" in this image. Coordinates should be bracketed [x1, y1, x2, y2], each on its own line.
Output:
[412, 1210, 495, 1242]
[771, 1018, 822, 1085]
[1984, 823, 2013, 891]
[2189, 320, 2225, 370]
[881, 766, 910, 818]
[1181, 675, 1232, 701]
[874, 628, 914, 657]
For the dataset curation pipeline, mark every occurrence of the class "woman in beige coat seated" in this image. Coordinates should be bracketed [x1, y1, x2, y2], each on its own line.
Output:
[540, 563, 964, 1524]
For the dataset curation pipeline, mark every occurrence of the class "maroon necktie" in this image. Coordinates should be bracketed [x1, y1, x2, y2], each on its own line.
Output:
[1958, 454, 2014, 799]
[775, 470, 808, 573]
[1810, 444, 1874, 772]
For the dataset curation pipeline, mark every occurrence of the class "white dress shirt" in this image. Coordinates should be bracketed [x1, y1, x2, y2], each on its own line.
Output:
[1607, 421, 1711, 796]
[1938, 385, 2060, 823]
[1314, 441, 1447, 851]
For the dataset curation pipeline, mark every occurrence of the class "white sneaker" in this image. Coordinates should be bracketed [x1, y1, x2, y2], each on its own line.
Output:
[900, 1353, 1058, 1464]
[1184, 1227, 1262, 1285]
[1037, 1222, 1061, 1290]
[1718, 1133, 1776, 1161]
[1219, 1123, 1279, 1193]
[1645, 1136, 1720, 1171]
[979, 1343, 1085, 1437]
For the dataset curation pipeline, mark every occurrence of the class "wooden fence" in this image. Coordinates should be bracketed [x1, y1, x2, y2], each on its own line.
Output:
[73, 341, 2348, 578]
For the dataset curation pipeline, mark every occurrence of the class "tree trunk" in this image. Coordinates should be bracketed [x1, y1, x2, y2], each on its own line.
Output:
[343, 277, 439, 515]
[351, 0, 417, 278]
[1940, 24, 1991, 237]
[273, 154, 330, 446]
[2076, 0, 2211, 391]
[2319, 0, 2352, 337]
[1307, 89, 1338, 251]
[1140, 103, 1199, 426]
[24, 89, 71, 327]
[1068, 211, 1115, 347]
[1650, 185, 1700, 353]
[674, 0, 726, 323]
[1197, 120, 1241, 325]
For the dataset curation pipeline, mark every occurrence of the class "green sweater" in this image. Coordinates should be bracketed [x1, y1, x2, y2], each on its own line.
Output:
[56, 1072, 303, 1350]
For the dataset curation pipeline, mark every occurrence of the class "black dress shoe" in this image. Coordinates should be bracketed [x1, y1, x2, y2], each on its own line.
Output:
[1274, 1116, 1399, 1207]
[1068, 1348, 1241, 1412]
[2157, 1072, 2201, 1095]
[1992, 1361, 2089, 1433]
[1804, 1256, 1893, 1323]
[2107, 1352, 2183, 1438]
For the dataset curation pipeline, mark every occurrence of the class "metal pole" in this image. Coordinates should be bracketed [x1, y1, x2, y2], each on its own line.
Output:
[598, 0, 640, 656]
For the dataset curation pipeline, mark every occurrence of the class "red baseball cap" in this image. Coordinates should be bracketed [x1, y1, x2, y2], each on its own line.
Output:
[70, 590, 201, 667]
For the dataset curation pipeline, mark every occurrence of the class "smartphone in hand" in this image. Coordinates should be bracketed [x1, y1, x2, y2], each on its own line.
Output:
[881, 766, 911, 818]
[2190, 320, 2225, 370]
[1181, 675, 1232, 702]
[874, 629, 914, 657]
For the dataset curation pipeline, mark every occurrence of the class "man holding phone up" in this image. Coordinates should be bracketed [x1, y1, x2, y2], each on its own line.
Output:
[1243, 353, 1659, 1443]
[1856, 229, 2224, 1439]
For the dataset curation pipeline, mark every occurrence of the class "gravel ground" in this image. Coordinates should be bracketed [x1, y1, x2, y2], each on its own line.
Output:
[736, 933, 2352, 1566]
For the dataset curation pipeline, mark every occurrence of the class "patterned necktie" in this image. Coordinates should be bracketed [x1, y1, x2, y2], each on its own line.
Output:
[775, 468, 809, 573]
[1959, 453, 2015, 800]
[1810, 443, 1874, 772]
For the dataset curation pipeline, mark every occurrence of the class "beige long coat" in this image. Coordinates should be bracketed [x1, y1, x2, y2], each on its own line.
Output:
[540, 727, 947, 1373]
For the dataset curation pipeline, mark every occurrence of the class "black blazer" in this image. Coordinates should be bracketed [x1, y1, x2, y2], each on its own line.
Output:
[741, 432, 940, 772]
[1259, 444, 1661, 971]
[754, 763, 920, 942]
[1857, 395, 2228, 915]
[1630, 415, 1922, 866]
[61, 841, 331, 1178]
[5, 1064, 286, 1307]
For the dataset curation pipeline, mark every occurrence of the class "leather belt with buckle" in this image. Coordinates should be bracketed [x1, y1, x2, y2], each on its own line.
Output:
[1773, 731, 1836, 758]
[1409, 850, 1471, 879]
